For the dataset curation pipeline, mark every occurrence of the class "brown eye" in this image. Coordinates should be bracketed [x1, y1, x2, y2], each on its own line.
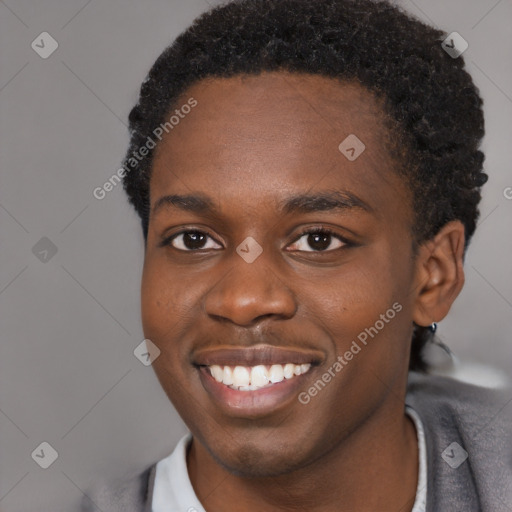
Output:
[288, 228, 346, 252]
[166, 231, 222, 251]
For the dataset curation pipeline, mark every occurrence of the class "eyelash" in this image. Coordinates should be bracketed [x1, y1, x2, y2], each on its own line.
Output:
[160, 226, 352, 253]
[289, 227, 350, 252]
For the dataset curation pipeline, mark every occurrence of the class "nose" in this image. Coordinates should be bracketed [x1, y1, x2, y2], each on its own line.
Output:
[204, 254, 297, 327]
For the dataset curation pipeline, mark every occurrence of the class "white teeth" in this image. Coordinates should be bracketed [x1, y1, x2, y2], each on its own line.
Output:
[232, 366, 250, 387]
[251, 365, 269, 387]
[269, 364, 284, 383]
[283, 364, 295, 379]
[223, 366, 234, 385]
[301, 363, 311, 374]
[207, 362, 312, 390]
[210, 365, 223, 383]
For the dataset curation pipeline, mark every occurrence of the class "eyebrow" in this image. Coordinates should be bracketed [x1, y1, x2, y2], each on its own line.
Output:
[151, 190, 373, 217]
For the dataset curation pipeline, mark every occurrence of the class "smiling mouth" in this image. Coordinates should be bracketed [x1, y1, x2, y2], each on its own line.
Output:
[206, 363, 312, 391]
[193, 344, 323, 413]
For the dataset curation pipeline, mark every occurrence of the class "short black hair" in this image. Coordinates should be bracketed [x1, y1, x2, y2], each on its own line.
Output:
[122, 0, 488, 371]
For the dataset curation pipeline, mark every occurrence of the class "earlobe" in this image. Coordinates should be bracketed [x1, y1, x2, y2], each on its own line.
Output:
[412, 221, 466, 327]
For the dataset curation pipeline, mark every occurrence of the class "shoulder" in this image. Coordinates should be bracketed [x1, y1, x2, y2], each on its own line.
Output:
[406, 371, 511, 430]
[80, 462, 157, 512]
[406, 372, 512, 510]
[406, 371, 512, 453]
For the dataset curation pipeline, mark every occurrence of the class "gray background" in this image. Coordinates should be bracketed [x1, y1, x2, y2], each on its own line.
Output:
[1, 0, 511, 510]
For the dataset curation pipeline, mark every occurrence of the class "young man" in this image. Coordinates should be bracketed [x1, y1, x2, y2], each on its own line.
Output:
[84, 0, 512, 510]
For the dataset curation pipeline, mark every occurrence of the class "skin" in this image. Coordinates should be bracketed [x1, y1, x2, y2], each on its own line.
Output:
[141, 72, 465, 511]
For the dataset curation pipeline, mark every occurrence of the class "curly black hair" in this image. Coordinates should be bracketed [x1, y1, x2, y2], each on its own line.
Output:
[121, 0, 488, 371]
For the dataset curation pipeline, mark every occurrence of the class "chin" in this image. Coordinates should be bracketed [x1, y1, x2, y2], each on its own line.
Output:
[206, 438, 310, 478]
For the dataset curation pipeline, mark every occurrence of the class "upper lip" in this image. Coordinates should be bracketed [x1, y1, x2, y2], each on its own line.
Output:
[192, 344, 324, 367]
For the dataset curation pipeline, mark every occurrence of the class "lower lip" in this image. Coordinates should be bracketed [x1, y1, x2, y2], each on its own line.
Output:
[198, 366, 312, 418]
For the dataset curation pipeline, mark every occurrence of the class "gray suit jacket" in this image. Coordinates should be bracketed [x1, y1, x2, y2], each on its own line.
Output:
[82, 373, 512, 511]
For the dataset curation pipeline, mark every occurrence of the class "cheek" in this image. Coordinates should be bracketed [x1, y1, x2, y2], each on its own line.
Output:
[140, 259, 198, 344]
[299, 247, 412, 371]
[140, 260, 202, 406]
[302, 255, 397, 329]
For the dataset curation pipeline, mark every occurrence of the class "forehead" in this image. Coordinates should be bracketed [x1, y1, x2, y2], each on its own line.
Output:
[150, 72, 409, 218]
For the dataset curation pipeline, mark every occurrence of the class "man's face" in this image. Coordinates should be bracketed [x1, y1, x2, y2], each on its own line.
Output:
[142, 72, 418, 476]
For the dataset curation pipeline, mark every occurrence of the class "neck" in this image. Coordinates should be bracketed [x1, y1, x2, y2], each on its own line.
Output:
[187, 398, 419, 512]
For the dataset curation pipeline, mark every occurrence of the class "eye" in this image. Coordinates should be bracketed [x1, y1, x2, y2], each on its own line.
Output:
[162, 230, 222, 251]
[287, 227, 347, 252]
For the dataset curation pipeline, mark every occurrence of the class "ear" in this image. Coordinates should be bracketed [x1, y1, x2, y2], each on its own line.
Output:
[412, 220, 466, 327]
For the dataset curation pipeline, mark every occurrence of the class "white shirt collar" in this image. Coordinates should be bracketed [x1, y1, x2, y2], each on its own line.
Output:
[152, 433, 206, 512]
[153, 410, 427, 512]
[406, 405, 428, 512]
